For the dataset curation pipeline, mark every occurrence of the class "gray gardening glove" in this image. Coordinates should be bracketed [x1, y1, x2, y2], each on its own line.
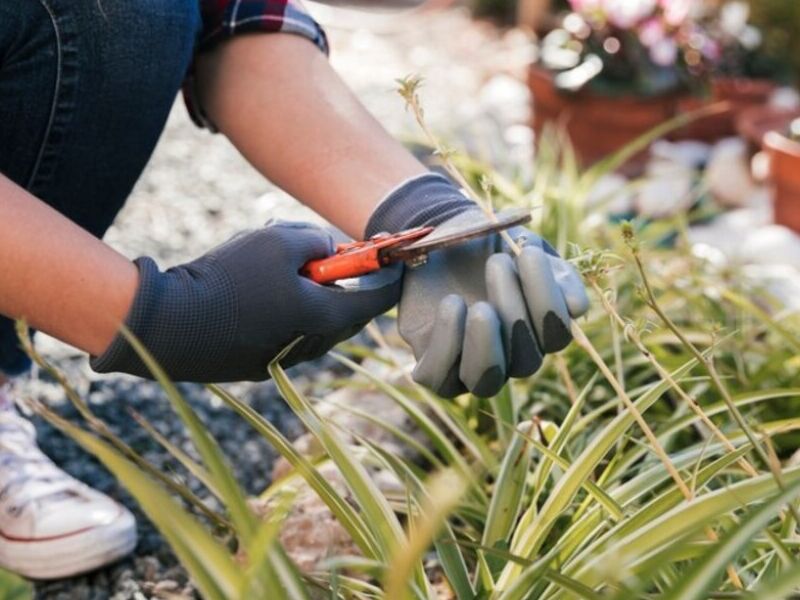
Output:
[91, 221, 401, 382]
[366, 174, 589, 398]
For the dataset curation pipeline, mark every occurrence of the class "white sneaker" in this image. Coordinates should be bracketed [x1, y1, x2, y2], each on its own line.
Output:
[0, 393, 137, 580]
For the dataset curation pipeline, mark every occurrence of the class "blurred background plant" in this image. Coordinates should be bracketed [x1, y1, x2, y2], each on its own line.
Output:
[471, 0, 518, 24]
[747, 0, 800, 82]
[699, 1, 791, 82]
[537, 0, 711, 96]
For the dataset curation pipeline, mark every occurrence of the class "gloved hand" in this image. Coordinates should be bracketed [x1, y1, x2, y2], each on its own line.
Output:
[91, 221, 401, 382]
[366, 174, 589, 398]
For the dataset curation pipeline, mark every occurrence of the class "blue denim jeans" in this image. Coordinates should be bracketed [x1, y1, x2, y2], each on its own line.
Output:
[0, 0, 202, 375]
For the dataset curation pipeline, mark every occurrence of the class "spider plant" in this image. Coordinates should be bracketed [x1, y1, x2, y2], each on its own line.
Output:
[14, 80, 800, 599]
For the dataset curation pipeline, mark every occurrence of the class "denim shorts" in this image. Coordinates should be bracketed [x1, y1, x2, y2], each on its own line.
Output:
[0, 0, 202, 375]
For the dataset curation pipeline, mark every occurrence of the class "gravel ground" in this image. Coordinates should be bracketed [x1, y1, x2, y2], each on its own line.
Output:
[27, 358, 338, 599]
[22, 6, 529, 598]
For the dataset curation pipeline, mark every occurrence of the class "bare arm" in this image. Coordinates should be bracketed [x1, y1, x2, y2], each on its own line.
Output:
[0, 174, 137, 357]
[1, 34, 421, 368]
[195, 33, 428, 240]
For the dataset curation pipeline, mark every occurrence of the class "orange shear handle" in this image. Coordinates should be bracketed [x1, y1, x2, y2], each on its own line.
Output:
[301, 227, 433, 285]
[301, 244, 383, 284]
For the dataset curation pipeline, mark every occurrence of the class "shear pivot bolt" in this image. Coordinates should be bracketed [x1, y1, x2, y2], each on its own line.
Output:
[407, 254, 429, 269]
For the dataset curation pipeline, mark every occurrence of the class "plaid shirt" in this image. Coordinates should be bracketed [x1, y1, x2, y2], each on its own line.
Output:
[186, 0, 328, 128]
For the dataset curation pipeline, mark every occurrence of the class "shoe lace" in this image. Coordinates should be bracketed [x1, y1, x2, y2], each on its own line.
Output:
[0, 414, 74, 516]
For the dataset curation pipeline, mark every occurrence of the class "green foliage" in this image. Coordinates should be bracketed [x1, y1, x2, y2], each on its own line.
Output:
[0, 569, 32, 600]
[471, 0, 517, 24]
[748, 0, 800, 81]
[16, 107, 800, 598]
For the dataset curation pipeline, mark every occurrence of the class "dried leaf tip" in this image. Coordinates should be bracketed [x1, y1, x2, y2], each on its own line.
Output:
[396, 75, 424, 111]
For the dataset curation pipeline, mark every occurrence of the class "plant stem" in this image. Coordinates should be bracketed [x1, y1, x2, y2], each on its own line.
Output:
[589, 279, 756, 589]
[400, 72, 703, 524]
[569, 323, 692, 498]
[588, 279, 758, 478]
[364, 322, 490, 470]
[398, 76, 521, 255]
[554, 354, 577, 404]
[15, 322, 232, 531]
[628, 244, 800, 528]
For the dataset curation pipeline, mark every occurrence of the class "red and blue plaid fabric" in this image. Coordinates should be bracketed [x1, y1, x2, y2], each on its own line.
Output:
[198, 0, 328, 53]
[185, 0, 328, 128]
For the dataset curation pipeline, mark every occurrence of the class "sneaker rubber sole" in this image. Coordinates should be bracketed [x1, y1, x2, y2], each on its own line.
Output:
[0, 505, 137, 580]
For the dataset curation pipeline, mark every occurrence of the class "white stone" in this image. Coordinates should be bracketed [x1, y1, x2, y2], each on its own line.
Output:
[585, 173, 634, 216]
[635, 160, 695, 218]
[479, 74, 531, 125]
[651, 139, 712, 169]
[742, 264, 800, 314]
[687, 205, 772, 261]
[706, 137, 759, 208]
[740, 225, 800, 270]
[770, 87, 800, 111]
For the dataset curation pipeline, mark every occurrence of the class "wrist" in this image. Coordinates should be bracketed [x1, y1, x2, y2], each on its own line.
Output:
[90, 257, 237, 381]
[364, 173, 476, 238]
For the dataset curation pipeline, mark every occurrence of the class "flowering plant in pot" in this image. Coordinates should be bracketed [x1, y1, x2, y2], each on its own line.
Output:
[680, 1, 793, 140]
[531, 0, 714, 169]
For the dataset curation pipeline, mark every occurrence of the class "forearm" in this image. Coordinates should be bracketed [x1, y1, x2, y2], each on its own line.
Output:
[0, 174, 137, 357]
[195, 33, 427, 240]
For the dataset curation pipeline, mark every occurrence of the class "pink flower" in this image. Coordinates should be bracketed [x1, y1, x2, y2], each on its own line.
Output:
[702, 38, 722, 62]
[650, 38, 678, 66]
[660, 0, 691, 26]
[604, 0, 657, 29]
[639, 17, 665, 47]
[568, 0, 601, 12]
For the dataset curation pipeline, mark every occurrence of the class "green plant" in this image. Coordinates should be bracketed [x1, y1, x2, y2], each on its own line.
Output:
[0, 569, 32, 600]
[691, 1, 792, 83]
[539, 0, 711, 96]
[16, 82, 800, 599]
[471, 0, 517, 24]
[747, 0, 800, 81]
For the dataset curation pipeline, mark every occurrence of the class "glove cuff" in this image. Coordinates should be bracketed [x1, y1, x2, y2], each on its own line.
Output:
[90, 256, 238, 381]
[365, 173, 475, 238]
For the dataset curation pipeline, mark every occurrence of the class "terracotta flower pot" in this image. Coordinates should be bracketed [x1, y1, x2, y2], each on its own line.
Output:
[736, 106, 800, 154]
[673, 77, 776, 142]
[765, 129, 800, 234]
[528, 65, 680, 174]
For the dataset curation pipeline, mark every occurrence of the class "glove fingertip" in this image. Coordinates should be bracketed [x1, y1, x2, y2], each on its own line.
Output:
[469, 365, 506, 398]
[412, 361, 466, 399]
[566, 287, 591, 318]
[507, 320, 543, 377]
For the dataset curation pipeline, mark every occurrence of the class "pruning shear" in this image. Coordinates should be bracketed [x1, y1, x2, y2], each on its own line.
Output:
[302, 208, 532, 285]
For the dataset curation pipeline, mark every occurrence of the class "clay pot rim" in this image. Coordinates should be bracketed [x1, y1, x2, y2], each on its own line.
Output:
[736, 106, 800, 149]
[531, 63, 778, 101]
[713, 76, 777, 92]
[528, 63, 685, 103]
[765, 130, 800, 159]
